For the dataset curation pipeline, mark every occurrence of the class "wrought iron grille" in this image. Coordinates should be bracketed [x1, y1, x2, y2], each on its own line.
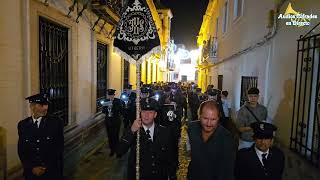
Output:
[290, 29, 320, 167]
[39, 17, 69, 126]
[123, 60, 129, 89]
[240, 76, 258, 106]
[97, 42, 108, 112]
[91, 0, 124, 15]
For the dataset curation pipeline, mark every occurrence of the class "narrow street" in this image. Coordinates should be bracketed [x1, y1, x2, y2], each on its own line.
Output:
[66, 142, 126, 180]
[1, 0, 320, 179]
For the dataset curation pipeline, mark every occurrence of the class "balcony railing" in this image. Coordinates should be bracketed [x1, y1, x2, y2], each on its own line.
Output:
[91, 0, 124, 16]
[202, 37, 218, 64]
[167, 61, 175, 71]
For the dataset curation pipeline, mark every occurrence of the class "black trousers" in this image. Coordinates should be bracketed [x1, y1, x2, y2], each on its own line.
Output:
[104, 117, 121, 153]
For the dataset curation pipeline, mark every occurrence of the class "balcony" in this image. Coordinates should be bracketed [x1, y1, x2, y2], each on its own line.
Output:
[91, 0, 124, 17]
[201, 37, 218, 64]
[167, 61, 175, 71]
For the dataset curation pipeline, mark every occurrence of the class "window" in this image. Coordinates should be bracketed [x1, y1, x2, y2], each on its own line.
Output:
[96, 42, 108, 112]
[233, 0, 243, 20]
[39, 17, 69, 126]
[222, 0, 229, 33]
[156, 64, 158, 81]
[151, 62, 154, 83]
[146, 61, 149, 83]
[215, 17, 219, 37]
[181, 75, 187, 82]
[218, 75, 223, 90]
[240, 76, 258, 106]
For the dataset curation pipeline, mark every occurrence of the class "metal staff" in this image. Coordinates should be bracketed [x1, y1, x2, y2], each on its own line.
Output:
[135, 63, 141, 179]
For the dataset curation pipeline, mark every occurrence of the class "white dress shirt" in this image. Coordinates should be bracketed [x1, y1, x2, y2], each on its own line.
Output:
[222, 99, 231, 117]
[142, 122, 155, 141]
[32, 116, 42, 128]
[255, 145, 269, 166]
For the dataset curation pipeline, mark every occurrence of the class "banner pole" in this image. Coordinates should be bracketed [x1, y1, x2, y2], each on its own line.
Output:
[136, 63, 141, 180]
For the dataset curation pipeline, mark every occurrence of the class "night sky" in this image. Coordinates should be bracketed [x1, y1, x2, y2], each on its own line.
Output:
[161, 0, 209, 50]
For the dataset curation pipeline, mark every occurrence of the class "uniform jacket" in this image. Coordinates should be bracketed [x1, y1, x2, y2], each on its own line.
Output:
[17, 115, 64, 179]
[169, 92, 187, 120]
[116, 124, 177, 180]
[189, 93, 201, 121]
[102, 98, 124, 121]
[235, 145, 285, 180]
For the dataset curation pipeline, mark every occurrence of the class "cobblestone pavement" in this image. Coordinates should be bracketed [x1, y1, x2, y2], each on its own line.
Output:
[177, 124, 191, 180]
[66, 143, 127, 180]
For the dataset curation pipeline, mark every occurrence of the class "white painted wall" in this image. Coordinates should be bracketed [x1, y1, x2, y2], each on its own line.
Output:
[0, 0, 24, 170]
[210, 0, 320, 147]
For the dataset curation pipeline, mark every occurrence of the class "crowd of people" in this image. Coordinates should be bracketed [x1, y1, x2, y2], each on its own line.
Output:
[17, 81, 285, 180]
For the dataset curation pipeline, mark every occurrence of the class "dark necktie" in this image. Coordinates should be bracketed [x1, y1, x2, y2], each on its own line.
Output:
[262, 153, 269, 176]
[262, 153, 268, 167]
[34, 120, 39, 128]
[146, 129, 152, 142]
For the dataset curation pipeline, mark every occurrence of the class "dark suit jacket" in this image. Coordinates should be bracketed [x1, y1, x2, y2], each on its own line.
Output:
[17, 115, 64, 180]
[187, 122, 236, 180]
[235, 145, 285, 180]
[116, 124, 177, 180]
[102, 98, 124, 120]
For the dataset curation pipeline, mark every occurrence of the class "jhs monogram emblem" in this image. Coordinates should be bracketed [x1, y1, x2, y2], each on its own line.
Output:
[107, 105, 113, 117]
[106, 101, 113, 117]
[116, 0, 157, 45]
[128, 17, 145, 35]
[167, 110, 177, 122]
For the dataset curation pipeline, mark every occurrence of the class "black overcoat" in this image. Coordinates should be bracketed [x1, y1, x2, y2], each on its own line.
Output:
[116, 124, 177, 180]
[234, 145, 285, 180]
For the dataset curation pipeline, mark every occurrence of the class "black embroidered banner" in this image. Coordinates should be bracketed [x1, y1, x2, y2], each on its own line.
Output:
[113, 0, 160, 64]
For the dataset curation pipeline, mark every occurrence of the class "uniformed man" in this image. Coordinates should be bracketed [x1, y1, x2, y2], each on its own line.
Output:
[116, 98, 177, 180]
[121, 84, 136, 128]
[102, 89, 124, 157]
[141, 86, 151, 99]
[18, 93, 64, 180]
[207, 89, 226, 125]
[235, 122, 285, 180]
[189, 87, 202, 121]
[125, 92, 137, 128]
[159, 85, 171, 106]
[170, 83, 187, 122]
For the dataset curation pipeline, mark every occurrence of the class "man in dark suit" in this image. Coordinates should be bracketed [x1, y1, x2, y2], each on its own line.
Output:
[189, 87, 202, 121]
[121, 84, 136, 129]
[186, 100, 235, 180]
[18, 93, 64, 180]
[116, 98, 177, 180]
[235, 121, 285, 180]
[102, 89, 124, 157]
